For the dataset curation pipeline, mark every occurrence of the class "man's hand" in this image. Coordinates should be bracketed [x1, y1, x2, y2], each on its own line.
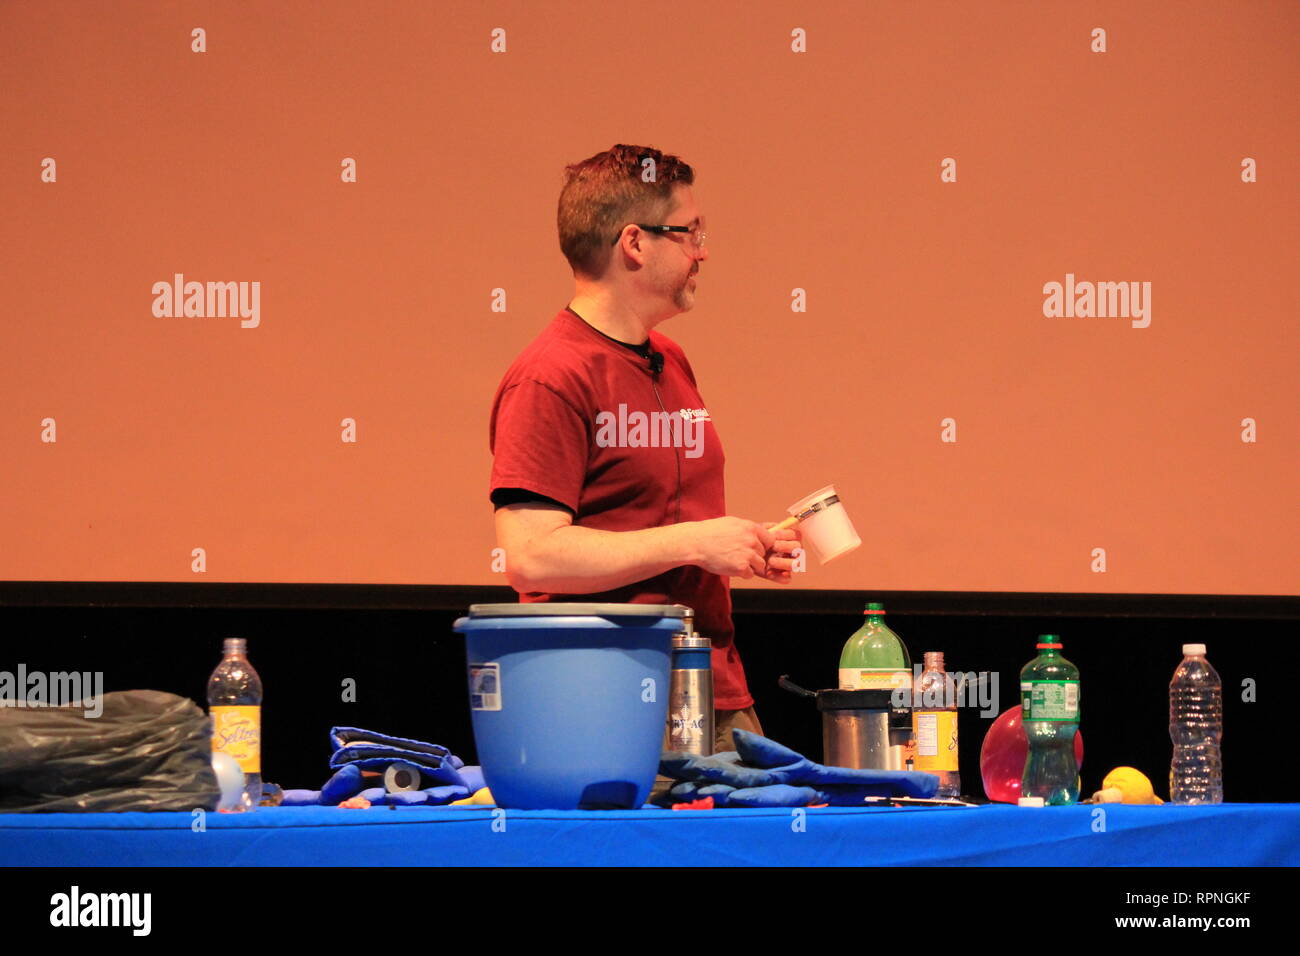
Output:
[692, 517, 782, 580]
[689, 518, 803, 582]
[758, 523, 803, 584]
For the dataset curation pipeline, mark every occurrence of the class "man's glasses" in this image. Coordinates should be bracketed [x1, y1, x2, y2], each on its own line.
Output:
[612, 222, 707, 250]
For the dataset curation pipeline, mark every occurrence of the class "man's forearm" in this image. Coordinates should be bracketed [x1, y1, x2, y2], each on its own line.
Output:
[511, 522, 700, 594]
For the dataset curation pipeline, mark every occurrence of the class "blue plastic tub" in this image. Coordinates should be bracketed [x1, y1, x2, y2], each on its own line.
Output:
[453, 603, 690, 810]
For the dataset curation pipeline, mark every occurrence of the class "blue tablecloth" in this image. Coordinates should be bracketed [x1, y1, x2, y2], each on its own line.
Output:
[2, 803, 1296, 866]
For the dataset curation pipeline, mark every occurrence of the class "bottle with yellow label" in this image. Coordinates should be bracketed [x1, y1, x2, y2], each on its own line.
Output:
[912, 651, 960, 797]
[838, 602, 911, 691]
[207, 637, 263, 811]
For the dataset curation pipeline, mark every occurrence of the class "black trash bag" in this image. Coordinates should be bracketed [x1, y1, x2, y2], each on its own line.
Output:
[0, 689, 220, 812]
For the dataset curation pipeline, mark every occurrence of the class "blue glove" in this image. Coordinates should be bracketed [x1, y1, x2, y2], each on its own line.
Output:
[660, 780, 738, 806]
[669, 782, 822, 808]
[659, 749, 779, 789]
[320, 764, 367, 804]
[658, 732, 939, 806]
[282, 789, 322, 806]
[658, 779, 879, 809]
[384, 791, 431, 806]
[317, 779, 471, 807]
[733, 730, 938, 798]
[458, 766, 486, 794]
[351, 785, 470, 807]
[727, 785, 823, 808]
[665, 780, 924, 808]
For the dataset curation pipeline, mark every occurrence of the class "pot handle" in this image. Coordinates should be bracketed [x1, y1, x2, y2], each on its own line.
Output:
[778, 674, 817, 698]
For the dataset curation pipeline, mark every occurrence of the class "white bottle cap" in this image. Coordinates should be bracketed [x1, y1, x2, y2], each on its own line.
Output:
[1182, 644, 1206, 656]
[1017, 796, 1045, 807]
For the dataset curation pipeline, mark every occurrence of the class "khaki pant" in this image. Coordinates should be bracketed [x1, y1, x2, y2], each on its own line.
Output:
[712, 705, 764, 753]
[651, 706, 764, 805]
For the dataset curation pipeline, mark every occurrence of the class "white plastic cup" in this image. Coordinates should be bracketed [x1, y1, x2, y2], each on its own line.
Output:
[786, 484, 862, 565]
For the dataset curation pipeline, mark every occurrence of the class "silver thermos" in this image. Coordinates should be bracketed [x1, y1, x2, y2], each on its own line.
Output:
[665, 612, 714, 755]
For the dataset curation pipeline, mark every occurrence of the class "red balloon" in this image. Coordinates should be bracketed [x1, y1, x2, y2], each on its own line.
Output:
[979, 705, 1084, 803]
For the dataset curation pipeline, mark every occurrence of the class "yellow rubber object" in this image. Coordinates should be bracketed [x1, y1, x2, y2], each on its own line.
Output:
[1101, 766, 1164, 804]
[450, 787, 495, 806]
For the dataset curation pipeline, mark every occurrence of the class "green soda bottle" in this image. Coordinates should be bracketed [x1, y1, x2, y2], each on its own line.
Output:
[838, 602, 912, 691]
[1020, 635, 1080, 805]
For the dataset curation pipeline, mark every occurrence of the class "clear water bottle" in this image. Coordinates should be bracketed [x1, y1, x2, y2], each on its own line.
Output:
[207, 637, 263, 811]
[1020, 636, 1080, 806]
[1169, 644, 1222, 804]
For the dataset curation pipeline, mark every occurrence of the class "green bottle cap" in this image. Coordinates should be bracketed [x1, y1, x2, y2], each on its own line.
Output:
[865, 602, 886, 614]
[1036, 634, 1062, 649]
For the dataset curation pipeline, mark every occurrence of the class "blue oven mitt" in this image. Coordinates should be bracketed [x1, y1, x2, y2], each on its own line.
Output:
[660, 780, 738, 806]
[329, 726, 469, 789]
[282, 789, 322, 806]
[320, 764, 367, 804]
[668, 781, 820, 808]
[660, 731, 939, 807]
[659, 780, 881, 809]
[458, 766, 486, 794]
[730, 784, 926, 806]
[727, 785, 824, 808]
[658, 749, 780, 789]
[733, 729, 938, 798]
[659, 780, 880, 808]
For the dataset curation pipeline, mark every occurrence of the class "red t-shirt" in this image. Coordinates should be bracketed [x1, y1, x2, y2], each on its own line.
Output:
[488, 307, 752, 709]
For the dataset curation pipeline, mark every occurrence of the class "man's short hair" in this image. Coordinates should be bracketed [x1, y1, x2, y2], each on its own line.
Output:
[557, 144, 695, 280]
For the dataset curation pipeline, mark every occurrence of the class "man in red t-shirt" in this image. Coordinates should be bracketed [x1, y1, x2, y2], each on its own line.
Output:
[489, 144, 800, 753]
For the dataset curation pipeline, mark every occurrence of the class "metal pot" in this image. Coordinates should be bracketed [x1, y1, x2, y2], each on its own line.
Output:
[779, 675, 912, 771]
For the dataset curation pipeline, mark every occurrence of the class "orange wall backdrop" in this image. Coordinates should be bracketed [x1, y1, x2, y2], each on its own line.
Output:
[2, 1, 1296, 595]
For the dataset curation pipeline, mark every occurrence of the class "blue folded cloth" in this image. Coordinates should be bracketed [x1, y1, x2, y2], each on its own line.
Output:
[329, 727, 458, 764]
[285, 773, 474, 807]
[657, 729, 938, 807]
[329, 726, 468, 788]
[279, 728, 486, 807]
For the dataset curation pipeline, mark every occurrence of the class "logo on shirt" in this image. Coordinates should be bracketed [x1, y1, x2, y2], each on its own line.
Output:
[594, 403, 705, 459]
